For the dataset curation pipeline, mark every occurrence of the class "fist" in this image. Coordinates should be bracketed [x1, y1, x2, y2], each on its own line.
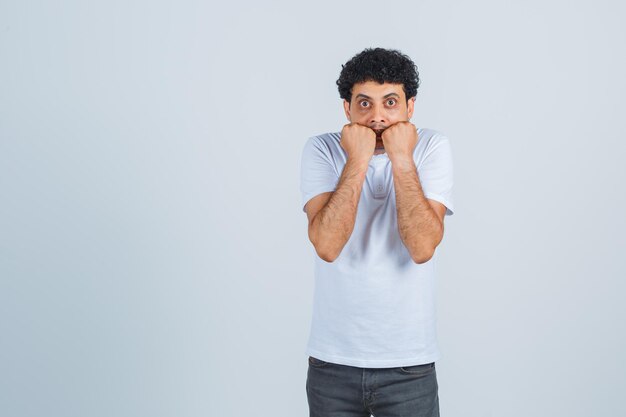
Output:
[380, 121, 418, 161]
[340, 123, 376, 163]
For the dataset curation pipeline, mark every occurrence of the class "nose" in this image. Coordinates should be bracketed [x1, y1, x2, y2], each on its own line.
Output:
[369, 104, 387, 125]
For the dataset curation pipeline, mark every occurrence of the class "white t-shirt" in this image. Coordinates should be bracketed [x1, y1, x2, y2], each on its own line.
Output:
[300, 127, 455, 368]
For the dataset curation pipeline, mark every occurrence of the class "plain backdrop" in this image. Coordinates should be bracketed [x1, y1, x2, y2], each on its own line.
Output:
[1, 0, 625, 416]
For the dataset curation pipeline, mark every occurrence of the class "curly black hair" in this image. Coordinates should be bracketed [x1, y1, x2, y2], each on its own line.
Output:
[336, 47, 420, 103]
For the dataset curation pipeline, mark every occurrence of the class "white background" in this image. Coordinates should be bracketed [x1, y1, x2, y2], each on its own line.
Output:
[1, 0, 625, 416]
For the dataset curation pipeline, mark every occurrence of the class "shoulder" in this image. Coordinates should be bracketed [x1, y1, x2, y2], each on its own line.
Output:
[415, 128, 451, 156]
[303, 132, 343, 158]
[308, 131, 341, 147]
[417, 127, 450, 146]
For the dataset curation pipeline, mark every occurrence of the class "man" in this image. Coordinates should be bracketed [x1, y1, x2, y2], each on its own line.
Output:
[300, 47, 455, 417]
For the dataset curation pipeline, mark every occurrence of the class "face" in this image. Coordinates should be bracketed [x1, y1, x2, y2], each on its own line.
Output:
[343, 80, 415, 154]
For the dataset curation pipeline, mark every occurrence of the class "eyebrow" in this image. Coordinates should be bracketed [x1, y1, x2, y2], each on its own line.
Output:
[355, 92, 401, 100]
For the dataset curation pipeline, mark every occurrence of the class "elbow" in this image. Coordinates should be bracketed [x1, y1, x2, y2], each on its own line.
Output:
[309, 231, 340, 263]
[317, 249, 339, 263]
[313, 240, 340, 262]
[409, 229, 443, 264]
[410, 247, 435, 264]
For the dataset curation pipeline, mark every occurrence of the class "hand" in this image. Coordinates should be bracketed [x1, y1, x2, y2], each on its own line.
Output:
[340, 123, 376, 164]
[380, 121, 418, 163]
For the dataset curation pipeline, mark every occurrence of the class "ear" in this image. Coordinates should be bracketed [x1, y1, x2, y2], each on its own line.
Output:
[343, 99, 351, 121]
[407, 97, 416, 119]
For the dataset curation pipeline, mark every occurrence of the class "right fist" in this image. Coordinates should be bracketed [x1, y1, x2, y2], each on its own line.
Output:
[340, 123, 376, 163]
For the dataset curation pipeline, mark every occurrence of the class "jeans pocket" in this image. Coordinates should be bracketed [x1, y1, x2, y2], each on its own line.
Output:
[397, 362, 435, 375]
[308, 356, 330, 368]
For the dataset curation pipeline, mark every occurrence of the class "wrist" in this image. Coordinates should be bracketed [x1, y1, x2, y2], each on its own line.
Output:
[347, 156, 370, 170]
[390, 156, 416, 172]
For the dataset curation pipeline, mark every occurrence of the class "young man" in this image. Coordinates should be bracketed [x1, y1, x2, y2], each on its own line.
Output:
[300, 47, 455, 417]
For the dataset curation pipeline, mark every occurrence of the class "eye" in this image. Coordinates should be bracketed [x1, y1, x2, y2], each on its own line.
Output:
[359, 100, 370, 108]
[386, 99, 396, 106]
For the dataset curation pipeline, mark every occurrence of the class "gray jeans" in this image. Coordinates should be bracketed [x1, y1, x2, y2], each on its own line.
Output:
[306, 356, 440, 417]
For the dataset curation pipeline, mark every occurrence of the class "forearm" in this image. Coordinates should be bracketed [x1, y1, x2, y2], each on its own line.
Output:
[310, 158, 368, 262]
[392, 158, 443, 263]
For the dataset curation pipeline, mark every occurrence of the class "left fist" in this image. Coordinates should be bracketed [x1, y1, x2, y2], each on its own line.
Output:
[381, 121, 418, 161]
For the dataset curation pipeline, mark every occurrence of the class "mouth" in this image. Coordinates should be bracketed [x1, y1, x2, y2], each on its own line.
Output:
[372, 126, 387, 139]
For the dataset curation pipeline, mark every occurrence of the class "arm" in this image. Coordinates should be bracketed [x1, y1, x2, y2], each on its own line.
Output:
[392, 157, 445, 264]
[306, 158, 369, 262]
[381, 121, 449, 264]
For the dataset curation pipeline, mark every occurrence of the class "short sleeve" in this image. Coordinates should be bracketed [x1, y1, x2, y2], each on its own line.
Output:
[418, 135, 455, 216]
[300, 136, 339, 213]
